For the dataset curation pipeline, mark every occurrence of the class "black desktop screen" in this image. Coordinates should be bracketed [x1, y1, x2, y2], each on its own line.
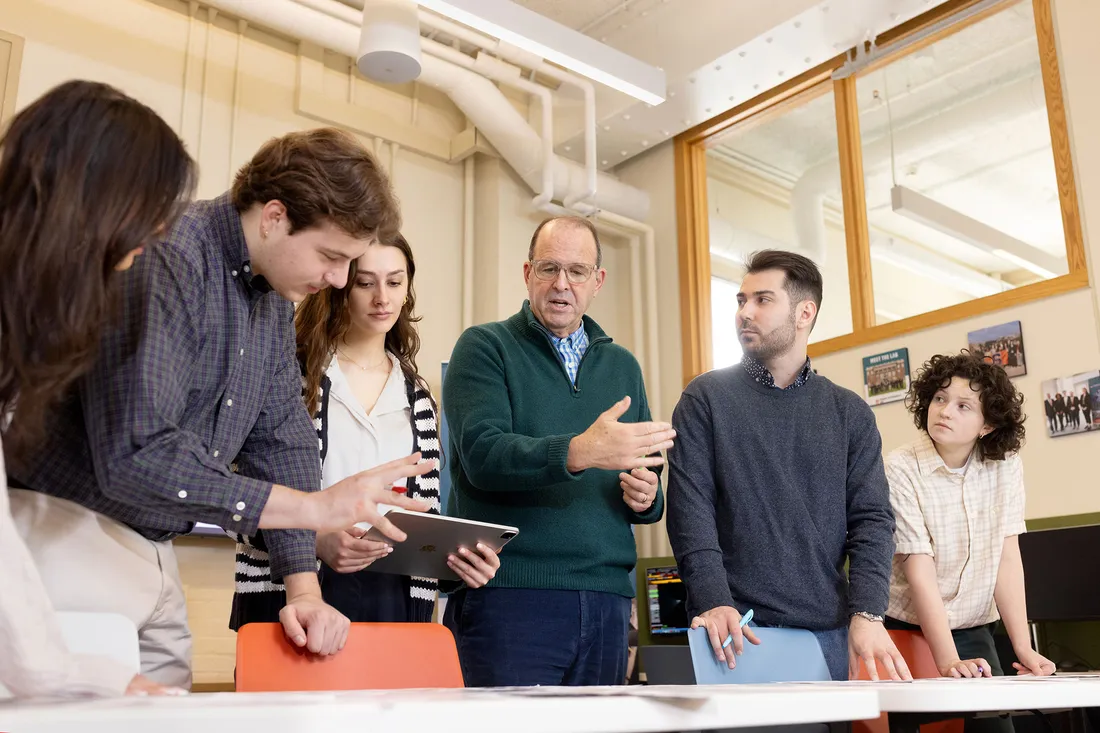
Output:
[1019, 524, 1100, 622]
[646, 565, 689, 635]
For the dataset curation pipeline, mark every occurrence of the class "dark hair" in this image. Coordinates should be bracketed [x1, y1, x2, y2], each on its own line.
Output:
[906, 350, 1025, 461]
[296, 234, 436, 419]
[528, 216, 602, 268]
[232, 127, 401, 244]
[0, 80, 196, 461]
[745, 249, 823, 328]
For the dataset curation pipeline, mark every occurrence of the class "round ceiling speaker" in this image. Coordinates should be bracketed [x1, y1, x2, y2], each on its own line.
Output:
[357, 0, 422, 84]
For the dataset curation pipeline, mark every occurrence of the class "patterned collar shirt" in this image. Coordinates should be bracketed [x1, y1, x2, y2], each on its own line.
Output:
[742, 355, 813, 390]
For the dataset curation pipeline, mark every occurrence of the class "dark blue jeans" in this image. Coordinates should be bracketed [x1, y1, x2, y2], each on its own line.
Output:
[809, 626, 849, 682]
[444, 587, 631, 687]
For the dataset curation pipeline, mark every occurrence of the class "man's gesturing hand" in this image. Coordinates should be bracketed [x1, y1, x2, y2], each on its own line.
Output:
[309, 453, 433, 539]
[567, 396, 676, 473]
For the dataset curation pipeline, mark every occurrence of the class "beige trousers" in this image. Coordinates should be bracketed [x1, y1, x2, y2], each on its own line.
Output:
[8, 490, 193, 689]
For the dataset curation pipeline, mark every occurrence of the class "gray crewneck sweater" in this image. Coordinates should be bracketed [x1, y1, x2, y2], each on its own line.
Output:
[666, 364, 895, 630]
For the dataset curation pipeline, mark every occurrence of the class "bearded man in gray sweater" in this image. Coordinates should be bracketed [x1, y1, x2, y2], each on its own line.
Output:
[666, 249, 911, 682]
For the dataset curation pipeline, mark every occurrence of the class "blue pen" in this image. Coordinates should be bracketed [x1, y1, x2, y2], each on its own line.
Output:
[722, 608, 753, 649]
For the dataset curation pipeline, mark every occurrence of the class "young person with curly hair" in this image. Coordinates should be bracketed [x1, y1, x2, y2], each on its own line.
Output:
[886, 351, 1054, 711]
[230, 234, 499, 630]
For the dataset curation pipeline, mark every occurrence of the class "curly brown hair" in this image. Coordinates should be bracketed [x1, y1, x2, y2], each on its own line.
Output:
[296, 234, 435, 420]
[905, 350, 1025, 461]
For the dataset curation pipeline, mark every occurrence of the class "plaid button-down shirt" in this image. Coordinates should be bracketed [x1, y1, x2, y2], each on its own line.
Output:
[9, 194, 321, 580]
[885, 432, 1027, 629]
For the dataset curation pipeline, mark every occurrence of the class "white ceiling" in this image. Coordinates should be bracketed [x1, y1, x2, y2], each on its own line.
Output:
[349, 0, 957, 170]
[506, 0, 654, 36]
[534, 0, 963, 170]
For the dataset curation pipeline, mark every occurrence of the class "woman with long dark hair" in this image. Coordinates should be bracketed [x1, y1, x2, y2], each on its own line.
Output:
[231, 234, 498, 628]
[0, 80, 196, 697]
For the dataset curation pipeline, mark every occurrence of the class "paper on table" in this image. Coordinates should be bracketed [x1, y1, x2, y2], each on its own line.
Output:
[1047, 672, 1100, 678]
[769, 680, 913, 686]
[480, 685, 725, 700]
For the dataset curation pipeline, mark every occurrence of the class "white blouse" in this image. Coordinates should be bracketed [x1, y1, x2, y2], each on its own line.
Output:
[321, 352, 414, 490]
[0, 435, 134, 698]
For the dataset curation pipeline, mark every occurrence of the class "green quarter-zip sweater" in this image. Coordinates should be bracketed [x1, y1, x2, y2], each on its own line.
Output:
[442, 301, 664, 598]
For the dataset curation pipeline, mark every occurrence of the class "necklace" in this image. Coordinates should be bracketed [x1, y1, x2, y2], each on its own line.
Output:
[337, 349, 390, 372]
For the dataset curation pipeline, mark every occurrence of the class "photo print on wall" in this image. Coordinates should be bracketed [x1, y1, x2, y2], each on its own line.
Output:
[863, 348, 911, 407]
[1041, 369, 1099, 438]
[968, 320, 1027, 378]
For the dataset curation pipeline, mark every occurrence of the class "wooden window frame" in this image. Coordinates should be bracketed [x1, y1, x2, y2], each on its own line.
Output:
[674, 0, 1087, 385]
[0, 29, 23, 124]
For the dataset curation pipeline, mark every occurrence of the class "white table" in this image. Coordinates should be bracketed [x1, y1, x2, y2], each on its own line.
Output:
[0, 685, 880, 733]
[873, 676, 1100, 713]
[871, 677, 1100, 733]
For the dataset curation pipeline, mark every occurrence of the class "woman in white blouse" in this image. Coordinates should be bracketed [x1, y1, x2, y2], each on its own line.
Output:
[885, 353, 1054, 725]
[231, 234, 498, 628]
[0, 81, 195, 697]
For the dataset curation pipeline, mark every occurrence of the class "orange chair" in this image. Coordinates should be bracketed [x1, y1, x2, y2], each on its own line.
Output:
[852, 630, 963, 733]
[235, 622, 465, 692]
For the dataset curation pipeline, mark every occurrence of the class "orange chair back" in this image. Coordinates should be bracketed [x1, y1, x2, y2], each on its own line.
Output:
[887, 630, 945, 679]
[235, 622, 465, 692]
[852, 629, 963, 733]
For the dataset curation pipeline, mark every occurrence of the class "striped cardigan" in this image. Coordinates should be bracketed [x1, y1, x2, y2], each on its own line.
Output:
[228, 370, 442, 630]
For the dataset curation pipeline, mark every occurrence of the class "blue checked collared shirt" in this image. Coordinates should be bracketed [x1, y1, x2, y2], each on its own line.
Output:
[535, 322, 589, 384]
[9, 194, 322, 580]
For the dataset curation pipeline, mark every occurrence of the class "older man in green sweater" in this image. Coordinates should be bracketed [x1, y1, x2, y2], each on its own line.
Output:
[442, 215, 673, 687]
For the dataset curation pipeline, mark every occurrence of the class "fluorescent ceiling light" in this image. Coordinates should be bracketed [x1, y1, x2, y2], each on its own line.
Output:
[416, 0, 666, 105]
[989, 249, 1058, 280]
[890, 185, 1067, 280]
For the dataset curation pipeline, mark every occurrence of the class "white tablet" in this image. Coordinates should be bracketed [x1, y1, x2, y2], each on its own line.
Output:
[356, 510, 518, 582]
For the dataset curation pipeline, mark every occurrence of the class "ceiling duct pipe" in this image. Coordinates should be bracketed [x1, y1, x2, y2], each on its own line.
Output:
[211, 0, 650, 220]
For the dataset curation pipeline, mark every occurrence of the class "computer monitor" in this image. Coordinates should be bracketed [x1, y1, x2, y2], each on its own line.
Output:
[645, 564, 689, 636]
[1019, 524, 1100, 622]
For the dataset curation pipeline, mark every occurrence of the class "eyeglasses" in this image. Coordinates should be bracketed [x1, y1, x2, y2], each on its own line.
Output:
[529, 259, 597, 284]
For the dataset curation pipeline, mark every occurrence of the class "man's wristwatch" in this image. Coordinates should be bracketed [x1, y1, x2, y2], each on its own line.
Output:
[851, 611, 885, 624]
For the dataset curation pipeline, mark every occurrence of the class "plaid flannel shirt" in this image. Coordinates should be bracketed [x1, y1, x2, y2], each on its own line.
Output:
[9, 194, 321, 580]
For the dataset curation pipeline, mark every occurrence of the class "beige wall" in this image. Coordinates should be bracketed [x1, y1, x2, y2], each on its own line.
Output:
[615, 141, 682, 558]
[617, 143, 683, 423]
[8, 0, 473, 398]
